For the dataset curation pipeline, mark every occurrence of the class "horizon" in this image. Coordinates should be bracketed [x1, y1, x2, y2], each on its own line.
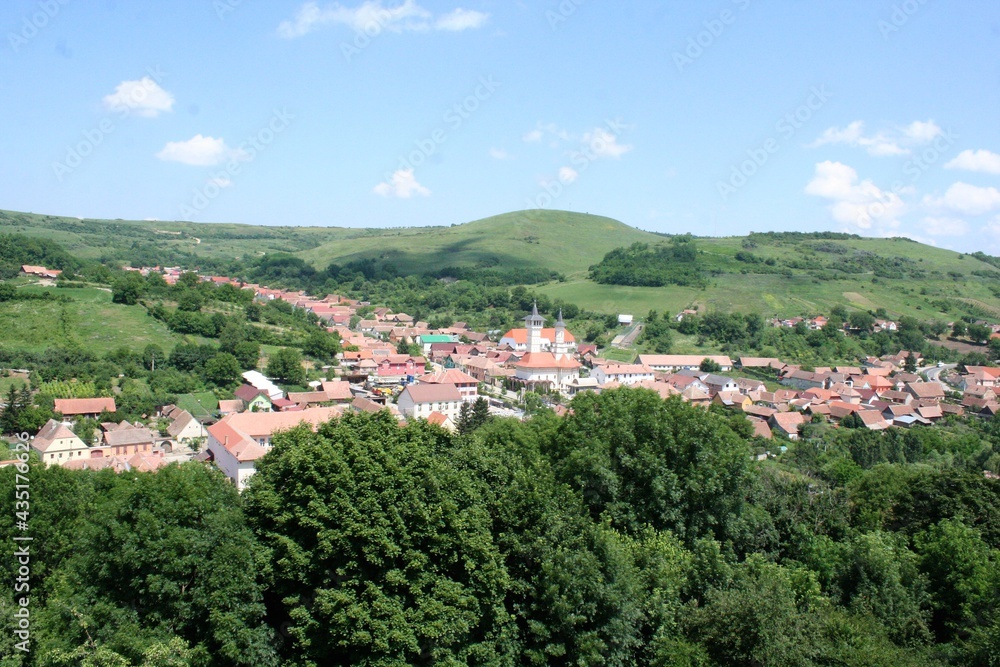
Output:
[2, 1, 999, 253]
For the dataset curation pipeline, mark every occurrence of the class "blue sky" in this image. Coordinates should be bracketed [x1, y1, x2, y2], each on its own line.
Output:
[2, 0, 1000, 252]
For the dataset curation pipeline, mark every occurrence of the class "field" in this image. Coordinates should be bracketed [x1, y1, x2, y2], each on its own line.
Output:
[0, 285, 183, 354]
[175, 392, 219, 419]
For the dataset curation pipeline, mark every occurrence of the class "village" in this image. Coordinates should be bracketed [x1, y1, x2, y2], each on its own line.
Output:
[11, 264, 1000, 491]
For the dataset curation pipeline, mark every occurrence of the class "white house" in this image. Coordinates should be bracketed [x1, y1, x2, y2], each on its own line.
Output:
[166, 409, 206, 444]
[638, 354, 733, 372]
[206, 407, 342, 490]
[592, 364, 654, 386]
[32, 419, 90, 465]
[396, 383, 464, 421]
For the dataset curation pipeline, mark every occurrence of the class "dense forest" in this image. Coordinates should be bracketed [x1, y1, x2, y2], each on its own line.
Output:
[3, 389, 1000, 665]
[588, 236, 706, 288]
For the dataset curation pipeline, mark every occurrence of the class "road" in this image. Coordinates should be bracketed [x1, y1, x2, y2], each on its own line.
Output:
[920, 363, 956, 384]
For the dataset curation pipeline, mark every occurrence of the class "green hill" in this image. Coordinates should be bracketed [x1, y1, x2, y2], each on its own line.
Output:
[3, 207, 999, 322]
[297, 210, 663, 276]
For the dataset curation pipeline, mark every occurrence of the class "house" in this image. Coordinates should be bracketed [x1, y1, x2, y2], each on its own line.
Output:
[166, 409, 206, 444]
[396, 383, 464, 421]
[769, 412, 805, 440]
[103, 425, 157, 456]
[31, 419, 89, 465]
[749, 418, 772, 439]
[638, 355, 733, 372]
[20, 265, 62, 279]
[241, 371, 284, 400]
[702, 374, 739, 396]
[905, 382, 944, 403]
[713, 392, 751, 410]
[375, 355, 423, 379]
[351, 396, 402, 418]
[735, 377, 767, 394]
[633, 379, 681, 400]
[417, 369, 479, 402]
[206, 407, 342, 490]
[53, 397, 116, 420]
[234, 384, 273, 412]
[218, 399, 244, 415]
[681, 386, 711, 406]
[416, 334, 459, 354]
[664, 374, 710, 394]
[592, 364, 654, 386]
[565, 376, 600, 395]
[858, 410, 891, 430]
[617, 314, 633, 326]
[426, 411, 457, 433]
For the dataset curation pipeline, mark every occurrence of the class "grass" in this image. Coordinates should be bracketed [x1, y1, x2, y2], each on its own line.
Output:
[176, 392, 218, 419]
[601, 348, 638, 362]
[7, 206, 1000, 322]
[0, 286, 183, 355]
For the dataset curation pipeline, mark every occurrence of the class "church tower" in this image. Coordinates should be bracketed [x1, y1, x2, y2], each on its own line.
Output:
[553, 309, 568, 358]
[524, 302, 545, 354]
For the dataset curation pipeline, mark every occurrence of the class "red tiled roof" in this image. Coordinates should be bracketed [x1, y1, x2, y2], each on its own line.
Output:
[54, 397, 116, 416]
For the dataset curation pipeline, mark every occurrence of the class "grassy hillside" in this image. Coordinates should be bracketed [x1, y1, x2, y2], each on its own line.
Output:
[3, 207, 1000, 321]
[0, 286, 184, 354]
[297, 210, 663, 276]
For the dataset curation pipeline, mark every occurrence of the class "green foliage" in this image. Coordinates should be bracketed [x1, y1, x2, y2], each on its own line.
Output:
[545, 389, 753, 545]
[265, 347, 305, 385]
[244, 414, 513, 665]
[589, 239, 705, 288]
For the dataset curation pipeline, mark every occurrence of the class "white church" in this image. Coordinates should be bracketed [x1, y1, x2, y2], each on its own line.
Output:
[513, 304, 581, 392]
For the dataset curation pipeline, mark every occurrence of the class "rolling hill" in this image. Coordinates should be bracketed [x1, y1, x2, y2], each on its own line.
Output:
[3, 207, 999, 322]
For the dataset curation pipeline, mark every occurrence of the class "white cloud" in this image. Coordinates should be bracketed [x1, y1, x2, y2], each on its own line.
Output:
[558, 166, 578, 184]
[373, 168, 430, 198]
[903, 120, 943, 143]
[809, 119, 941, 157]
[102, 77, 174, 118]
[924, 182, 1000, 216]
[805, 161, 905, 231]
[278, 0, 486, 38]
[945, 149, 1000, 175]
[435, 7, 489, 30]
[155, 135, 248, 167]
[489, 147, 512, 160]
[921, 216, 969, 237]
[582, 127, 632, 159]
[522, 129, 543, 143]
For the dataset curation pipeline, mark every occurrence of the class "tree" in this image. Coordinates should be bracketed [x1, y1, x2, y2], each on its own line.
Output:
[904, 351, 918, 373]
[849, 311, 876, 333]
[265, 347, 306, 385]
[545, 388, 753, 545]
[952, 321, 968, 338]
[301, 328, 340, 361]
[142, 344, 165, 372]
[203, 352, 242, 387]
[968, 324, 991, 344]
[110, 273, 145, 305]
[699, 357, 721, 373]
[31, 465, 278, 665]
[243, 414, 514, 665]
